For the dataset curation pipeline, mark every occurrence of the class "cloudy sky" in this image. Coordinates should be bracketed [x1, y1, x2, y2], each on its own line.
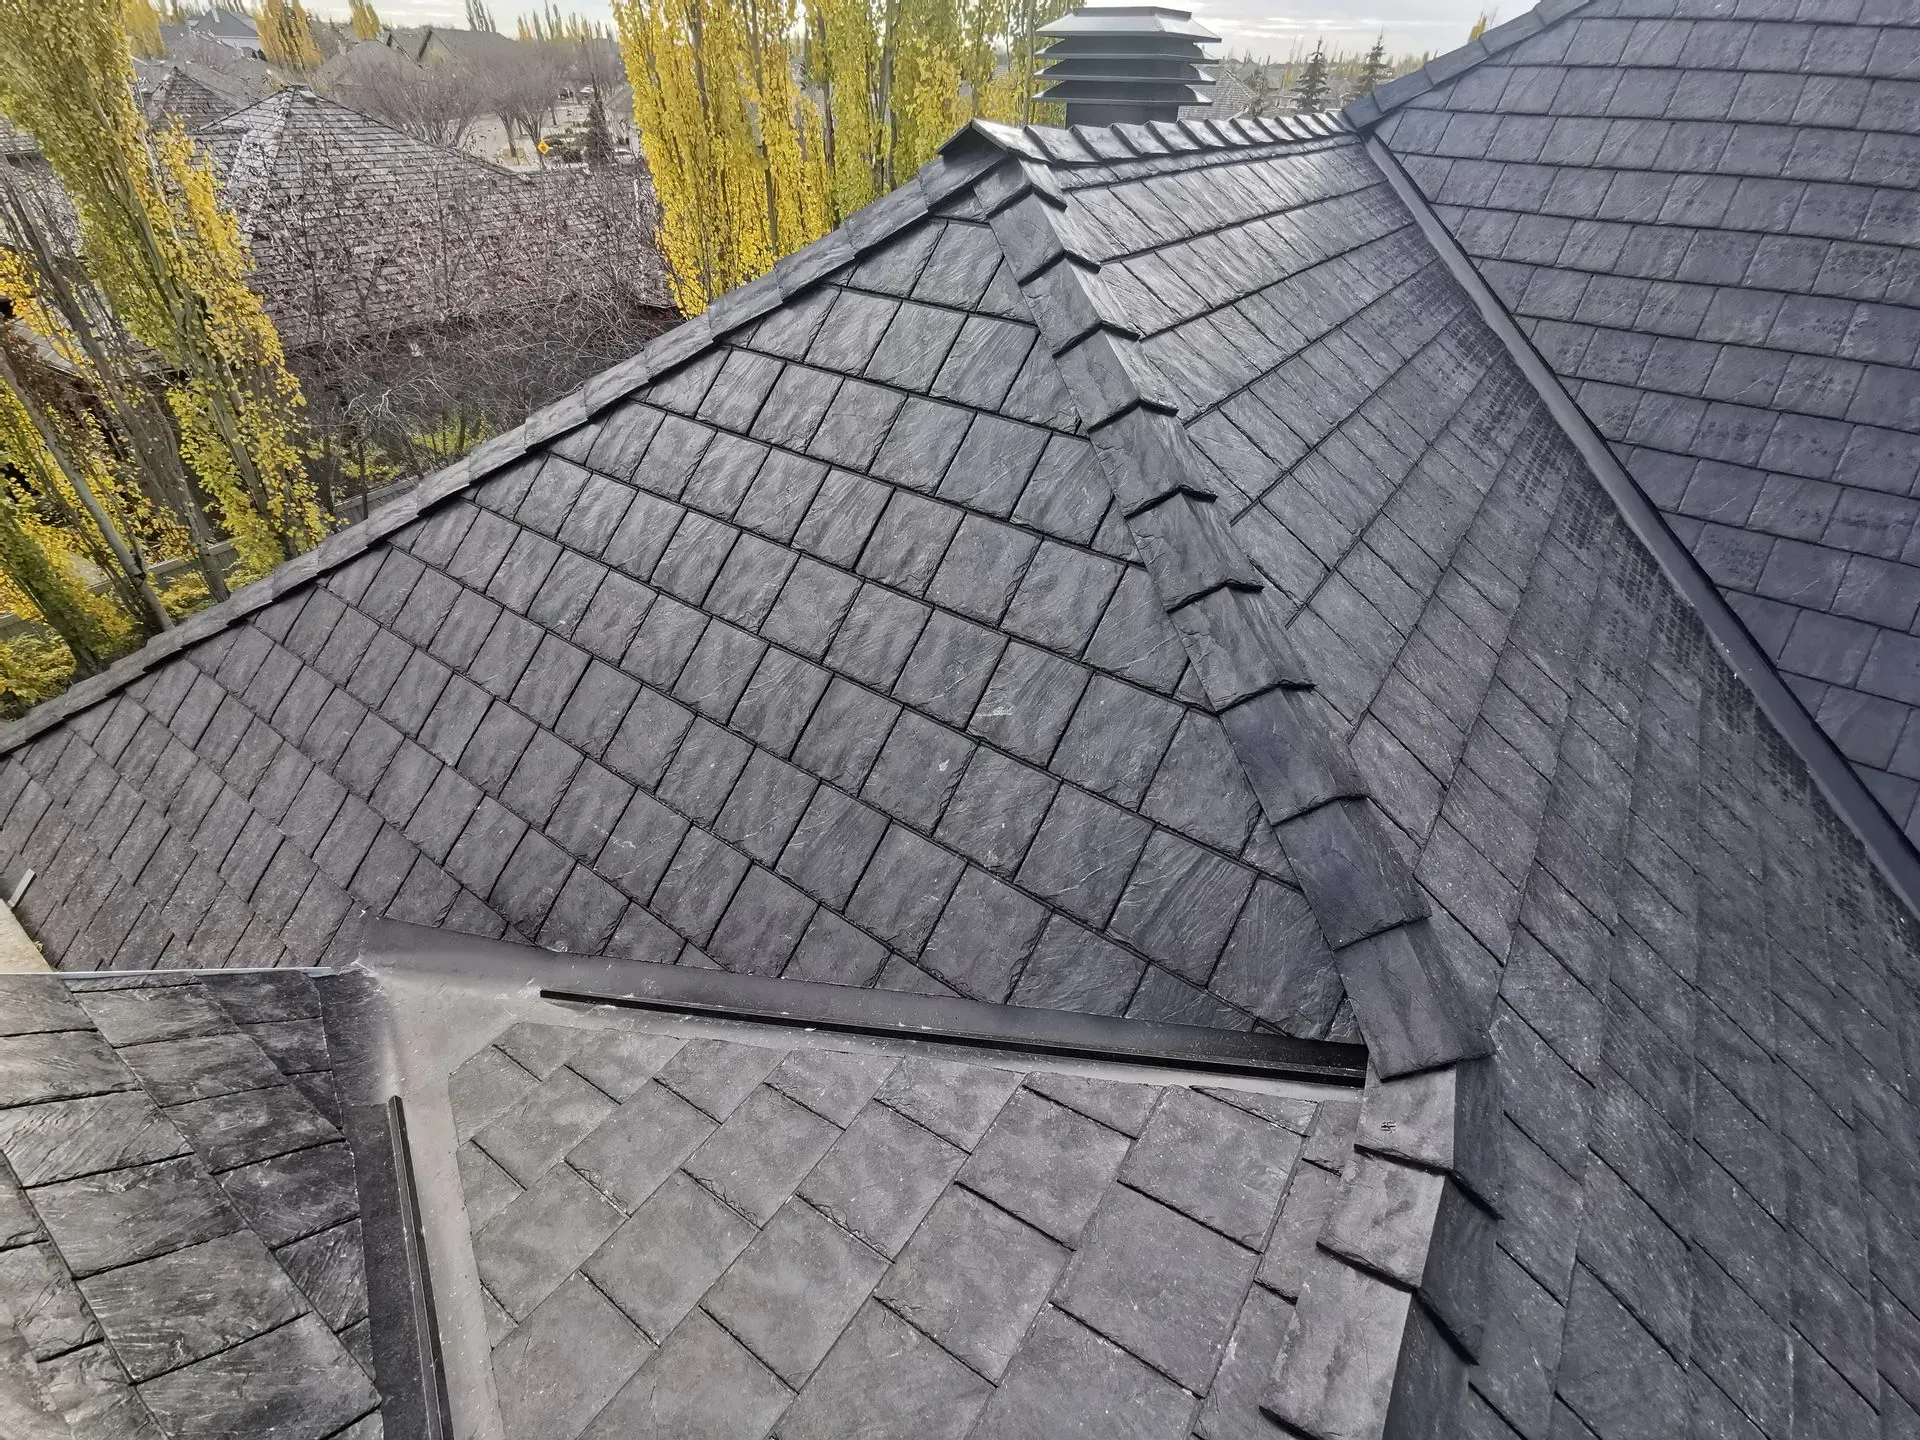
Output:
[304, 2, 1496, 62]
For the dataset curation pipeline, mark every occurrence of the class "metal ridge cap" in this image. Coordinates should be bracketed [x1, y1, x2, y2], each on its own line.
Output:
[1365, 132, 1920, 924]
[1342, 0, 1593, 130]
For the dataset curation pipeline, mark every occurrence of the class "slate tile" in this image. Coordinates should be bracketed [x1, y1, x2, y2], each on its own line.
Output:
[73, 986, 233, 1047]
[778, 787, 889, 909]
[30, 1339, 165, 1440]
[218, 1142, 358, 1249]
[655, 719, 752, 824]
[974, 1304, 1197, 1439]
[581, 1160, 750, 1340]
[755, 1050, 889, 1128]
[894, 610, 1008, 728]
[459, 1140, 523, 1231]
[0, 1241, 102, 1360]
[792, 679, 900, 791]
[0, 1031, 134, 1108]
[79, 1229, 306, 1381]
[492, 1272, 649, 1440]
[1015, 786, 1153, 929]
[968, 640, 1089, 764]
[825, 584, 930, 691]
[477, 1066, 620, 1187]
[562, 1079, 714, 1215]
[760, 556, 861, 660]
[707, 866, 817, 975]
[798, 1100, 963, 1258]
[649, 828, 751, 945]
[927, 516, 1040, 625]
[782, 908, 890, 987]
[0, 1091, 188, 1188]
[1122, 1088, 1303, 1248]
[735, 450, 829, 544]
[703, 1197, 888, 1386]
[1008, 914, 1146, 1018]
[1109, 832, 1257, 986]
[793, 467, 890, 568]
[475, 1161, 624, 1322]
[932, 747, 1056, 876]
[562, 1030, 683, 1104]
[136, 1313, 376, 1440]
[876, 1056, 1023, 1149]
[1056, 1185, 1257, 1391]
[449, 1045, 538, 1141]
[780, 1299, 990, 1440]
[32, 1155, 241, 1278]
[579, 1306, 790, 1440]
[655, 1037, 783, 1121]
[683, 1086, 838, 1226]
[845, 825, 964, 954]
[917, 866, 1049, 1002]
[168, 1085, 340, 1174]
[116, 1033, 284, 1108]
[961, 1087, 1132, 1246]
[938, 414, 1049, 519]
[602, 690, 696, 791]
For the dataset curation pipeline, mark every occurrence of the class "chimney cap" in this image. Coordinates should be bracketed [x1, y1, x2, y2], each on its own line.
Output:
[1036, 6, 1222, 127]
[1036, 5, 1219, 41]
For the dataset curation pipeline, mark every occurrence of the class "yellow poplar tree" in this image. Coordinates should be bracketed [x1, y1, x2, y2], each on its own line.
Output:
[259, 0, 322, 68]
[125, 0, 164, 56]
[0, 0, 327, 581]
[348, 0, 382, 40]
[0, 386, 138, 681]
[615, 0, 826, 311]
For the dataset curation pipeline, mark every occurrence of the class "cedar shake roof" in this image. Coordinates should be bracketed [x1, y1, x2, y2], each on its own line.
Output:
[2, 6, 1919, 1433]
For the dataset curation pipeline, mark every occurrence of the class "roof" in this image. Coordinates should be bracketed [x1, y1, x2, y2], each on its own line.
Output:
[1355, 0, 1920, 850]
[0, 969, 375, 1436]
[1, 22, 1919, 1435]
[134, 58, 264, 132]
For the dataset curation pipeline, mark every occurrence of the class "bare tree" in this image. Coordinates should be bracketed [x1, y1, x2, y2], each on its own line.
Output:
[319, 46, 490, 150]
[492, 42, 571, 159]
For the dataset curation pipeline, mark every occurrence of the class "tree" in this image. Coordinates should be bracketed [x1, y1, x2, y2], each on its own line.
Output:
[1469, 12, 1490, 41]
[348, 0, 382, 40]
[467, 0, 498, 33]
[259, 0, 322, 69]
[321, 46, 490, 149]
[0, 0, 326, 584]
[1291, 40, 1330, 112]
[124, 0, 163, 57]
[493, 40, 571, 160]
[1354, 35, 1392, 98]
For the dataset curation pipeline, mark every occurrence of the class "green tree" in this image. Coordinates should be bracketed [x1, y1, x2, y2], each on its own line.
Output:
[1355, 35, 1392, 97]
[1291, 40, 1330, 112]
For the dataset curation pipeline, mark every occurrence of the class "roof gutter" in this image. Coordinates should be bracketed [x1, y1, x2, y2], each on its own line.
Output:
[1365, 133, 1920, 924]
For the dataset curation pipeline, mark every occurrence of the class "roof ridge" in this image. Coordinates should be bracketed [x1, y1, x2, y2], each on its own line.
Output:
[1342, 0, 1594, 130]
[966, 147, 1487, 1078]
[0, 130, 1007, 760]
[0, 114, 1364, 775]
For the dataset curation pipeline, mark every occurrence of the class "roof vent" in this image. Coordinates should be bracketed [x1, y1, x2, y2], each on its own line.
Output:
[1035, 6, 1220, 128]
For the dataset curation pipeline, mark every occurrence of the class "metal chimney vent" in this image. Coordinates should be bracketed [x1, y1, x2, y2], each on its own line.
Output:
[1035, 6, 1221, 128]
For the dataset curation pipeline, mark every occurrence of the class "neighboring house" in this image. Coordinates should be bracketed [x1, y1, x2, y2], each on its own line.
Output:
[0, 4, 1916, 1440]
[186, 5, 266, 60]
[194, 88, 666, 351]
[135, 56, 268, 133]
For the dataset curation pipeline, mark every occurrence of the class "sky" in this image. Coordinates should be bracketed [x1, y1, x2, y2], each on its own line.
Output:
[302, 1, 1497, 62]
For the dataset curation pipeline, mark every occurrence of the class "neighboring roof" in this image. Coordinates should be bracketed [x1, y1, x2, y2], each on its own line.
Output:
[135, 57, 265, 132]
[1354, 0, 1920, 848]
[0, 969, 375, 1437]
[1, 40, 1919, 1438]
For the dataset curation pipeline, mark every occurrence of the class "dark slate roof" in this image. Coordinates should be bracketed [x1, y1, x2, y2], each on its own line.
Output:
[0, 72, 1917, 1440]
[1358, 0, 1920, 845]
[0, 970, 376, 1438]
[0, 114, 1473, 1069]
[449, 1012, 1348, 1437]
